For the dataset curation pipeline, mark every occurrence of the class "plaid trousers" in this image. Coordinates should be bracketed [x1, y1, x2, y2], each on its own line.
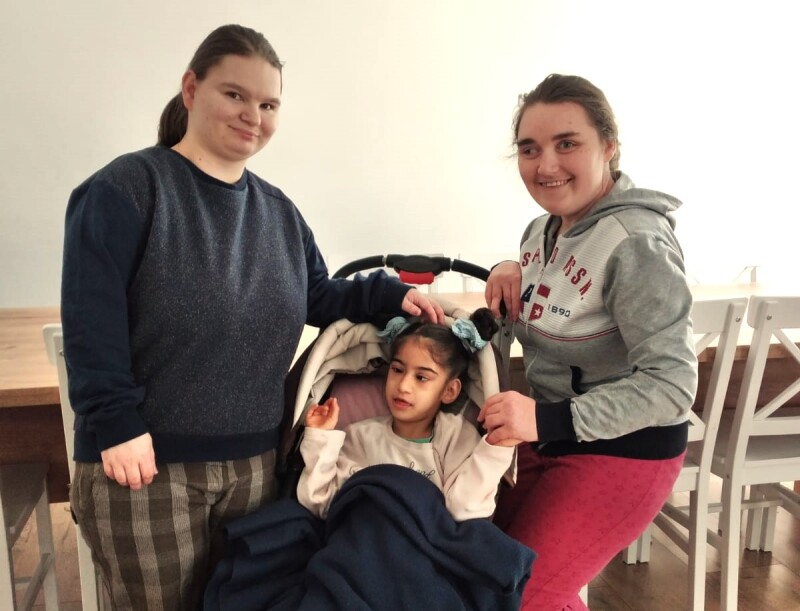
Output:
[71, 451, 278, 610]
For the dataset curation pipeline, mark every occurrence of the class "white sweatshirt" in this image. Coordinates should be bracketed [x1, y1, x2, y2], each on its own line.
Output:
[297, 412, 514, 521]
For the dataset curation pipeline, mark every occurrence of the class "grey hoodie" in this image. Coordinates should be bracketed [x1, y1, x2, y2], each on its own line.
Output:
[515, 173, 697, 458]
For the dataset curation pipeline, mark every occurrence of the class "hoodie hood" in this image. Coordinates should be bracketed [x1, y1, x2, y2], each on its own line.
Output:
[565, 173, 683, 236]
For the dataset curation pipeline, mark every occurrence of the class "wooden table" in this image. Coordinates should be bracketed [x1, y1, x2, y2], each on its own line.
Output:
[0, 307, 67, 501]
[0, 307, 318, 503]
[3, 284, 799, 502]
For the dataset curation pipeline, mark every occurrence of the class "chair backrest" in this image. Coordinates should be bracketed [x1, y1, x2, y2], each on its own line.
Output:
[688, 297, 747, 465]
[41, 323, 106, 611]
[42, 324, 77, 479]
[729, 296, 800, 445]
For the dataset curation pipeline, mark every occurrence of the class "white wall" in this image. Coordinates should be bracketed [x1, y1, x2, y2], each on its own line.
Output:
[1, 0, 797, 306]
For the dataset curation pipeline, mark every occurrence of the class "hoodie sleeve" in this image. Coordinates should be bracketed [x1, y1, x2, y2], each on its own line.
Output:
[568, 232, 698, 441]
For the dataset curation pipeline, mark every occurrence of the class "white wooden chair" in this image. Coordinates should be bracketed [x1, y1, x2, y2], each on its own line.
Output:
[43, 323, 106, 611]
[710, 295, 800, 610]
[0, 462, 60, 610]
[622, 296, 747, 611]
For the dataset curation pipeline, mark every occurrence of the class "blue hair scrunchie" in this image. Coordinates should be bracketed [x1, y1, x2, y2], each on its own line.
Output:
[377, 316, 410, 343]
[378, 316, 487, 354]
[451, 318, 488, 353]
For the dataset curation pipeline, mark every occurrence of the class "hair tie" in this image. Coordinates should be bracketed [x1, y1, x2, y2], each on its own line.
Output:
[377, 316, 410, 343]
[451, 318, 488, 353]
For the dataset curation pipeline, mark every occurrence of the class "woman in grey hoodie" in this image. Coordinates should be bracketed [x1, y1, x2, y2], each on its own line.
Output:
[479, 74, 697, 610]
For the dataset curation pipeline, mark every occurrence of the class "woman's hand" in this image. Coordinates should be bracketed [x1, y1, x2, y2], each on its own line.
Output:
[305, 397, 340, 430]
[478, 391, 539, 445]
[485, 261, 522, 320]
[401, 288, 445, 323]
[101, 433, 157, 490]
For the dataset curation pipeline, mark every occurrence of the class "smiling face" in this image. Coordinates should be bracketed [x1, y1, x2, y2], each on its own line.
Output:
[516, 101, 616, 233]
[384, 338, 461, 440]
[176, 54, 282, 182]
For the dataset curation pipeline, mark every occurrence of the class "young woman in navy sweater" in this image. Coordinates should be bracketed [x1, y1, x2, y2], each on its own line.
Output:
[62, 24, 443, 609]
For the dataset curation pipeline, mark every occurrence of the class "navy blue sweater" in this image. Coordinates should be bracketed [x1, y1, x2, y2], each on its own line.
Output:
[62, 147, 409, 463]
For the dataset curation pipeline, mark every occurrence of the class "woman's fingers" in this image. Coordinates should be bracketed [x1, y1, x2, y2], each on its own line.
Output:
[478, 391, 538, 443]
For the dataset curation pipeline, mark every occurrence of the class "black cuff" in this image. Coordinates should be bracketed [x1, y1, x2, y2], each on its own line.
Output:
[535, 399, 577, 442]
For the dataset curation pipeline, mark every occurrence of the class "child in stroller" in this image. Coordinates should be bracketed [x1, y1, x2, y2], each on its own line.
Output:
[298, 307, 518, 521]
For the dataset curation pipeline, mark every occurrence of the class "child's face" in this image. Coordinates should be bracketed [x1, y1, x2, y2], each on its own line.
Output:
[385, 338, 461, 438]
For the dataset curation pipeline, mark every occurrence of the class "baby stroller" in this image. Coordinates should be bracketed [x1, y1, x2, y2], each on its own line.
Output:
[277, 253, 514, 492]
[204, 255, 534, 611]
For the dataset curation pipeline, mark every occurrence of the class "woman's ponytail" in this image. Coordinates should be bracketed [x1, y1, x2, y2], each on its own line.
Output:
[157, 93, 188, 147]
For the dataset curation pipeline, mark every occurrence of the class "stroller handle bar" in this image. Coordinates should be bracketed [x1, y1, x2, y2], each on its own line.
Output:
[332, 254, 490, 284]
[328, 252, 512, 373]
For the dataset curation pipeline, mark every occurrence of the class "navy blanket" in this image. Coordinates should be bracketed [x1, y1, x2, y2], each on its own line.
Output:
[205, 464, 534, 610]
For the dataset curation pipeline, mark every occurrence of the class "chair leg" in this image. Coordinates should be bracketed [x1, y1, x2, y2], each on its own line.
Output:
[0, 534, 16, 610]
[622, 524, 652, 564]
[34, 490, 59, 611]
[622, 537, 640, 564]
[0, 479, 61, 611]
[687, 487, 708, 611]
[744, 485, 766, 550]
[744, 484, 779, 552]
[75, 523, 102, 611]
[760, 504, 778, 552]
[638, 526, 652, 563]
[719, 474, 744, 611]
[758, 485, 780, 552]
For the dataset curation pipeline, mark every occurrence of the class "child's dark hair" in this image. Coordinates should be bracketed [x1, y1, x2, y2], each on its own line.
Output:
[390, 307, 499, 383]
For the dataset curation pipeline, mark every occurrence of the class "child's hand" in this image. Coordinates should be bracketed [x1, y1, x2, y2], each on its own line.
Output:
[304, 397, 340, 430]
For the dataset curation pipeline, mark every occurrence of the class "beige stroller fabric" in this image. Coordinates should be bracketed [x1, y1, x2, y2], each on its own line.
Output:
[290, 302, 501, 431]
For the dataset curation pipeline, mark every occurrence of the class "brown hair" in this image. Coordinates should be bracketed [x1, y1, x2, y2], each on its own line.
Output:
[513, 74, 621, 172]
[157, 24, 283, 147]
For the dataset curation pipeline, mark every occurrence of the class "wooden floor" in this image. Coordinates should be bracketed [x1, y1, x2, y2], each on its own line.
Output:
[11, 488, 800, 610]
